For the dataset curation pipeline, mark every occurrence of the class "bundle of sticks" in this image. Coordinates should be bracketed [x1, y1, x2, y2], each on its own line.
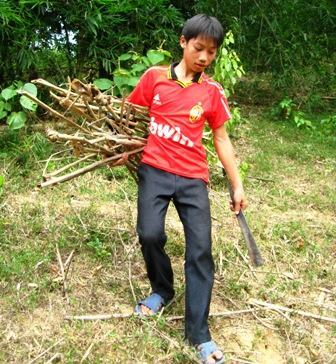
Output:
[20, 78, 150, 187]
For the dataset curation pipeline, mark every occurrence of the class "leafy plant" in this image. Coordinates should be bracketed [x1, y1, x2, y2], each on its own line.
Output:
[0, 82, 38, 130]
[87, 236, 111, 260]
[213, 30, 245, 98]
[272, 98, 315, 130]
[94, 48, 172, 95]
[321, 115, 336, 135]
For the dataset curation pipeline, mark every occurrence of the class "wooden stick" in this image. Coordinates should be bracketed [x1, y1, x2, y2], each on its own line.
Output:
[39, 147, 144, 187]
[64, 250, 75, 281]
[167, 308, 262, 321]
[65, 313, 133, 320]
[18, 90, 89, 133]
[64, 307, 262, 321]
[249, 299, 336, 323]
[45, 353, 62, 364]
[56, 244, 68, 302]
[44, 152, 96, 178]
[28, 339, 64, 364]
[32, 78, 77, 97]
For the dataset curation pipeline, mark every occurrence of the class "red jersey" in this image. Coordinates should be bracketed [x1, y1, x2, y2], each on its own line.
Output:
[128, 63, 231, 182]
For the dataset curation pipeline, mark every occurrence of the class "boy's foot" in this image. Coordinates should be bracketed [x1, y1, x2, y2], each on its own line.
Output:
[134, 293, 165, 317]
[197, 340, 225, 364]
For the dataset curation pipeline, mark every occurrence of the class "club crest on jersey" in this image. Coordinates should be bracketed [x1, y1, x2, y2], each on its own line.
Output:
[189, 102, 204, 123]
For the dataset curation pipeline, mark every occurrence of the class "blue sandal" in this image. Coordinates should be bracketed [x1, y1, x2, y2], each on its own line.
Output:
[197, 341, 225, 364]
[134, 293, 165, 317]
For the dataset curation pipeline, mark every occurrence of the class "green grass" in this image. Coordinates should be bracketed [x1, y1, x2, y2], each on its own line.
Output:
[0, 108, 335, 363]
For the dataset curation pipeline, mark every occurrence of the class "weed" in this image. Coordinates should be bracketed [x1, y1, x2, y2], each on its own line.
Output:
[86, 236, 112, 260]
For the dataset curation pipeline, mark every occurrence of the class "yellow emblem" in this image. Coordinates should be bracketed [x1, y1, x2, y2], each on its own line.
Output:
[189, 102, 204, 123]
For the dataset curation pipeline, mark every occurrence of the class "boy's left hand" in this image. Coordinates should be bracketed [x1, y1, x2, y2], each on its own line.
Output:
[230, 186, 248, 214]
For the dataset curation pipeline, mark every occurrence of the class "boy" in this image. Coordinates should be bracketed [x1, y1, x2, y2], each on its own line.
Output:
[128, 14, 247, 364]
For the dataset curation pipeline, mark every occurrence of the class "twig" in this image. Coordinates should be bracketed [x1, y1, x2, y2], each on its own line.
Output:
[233, 242, 258, 279]
[45, 353, 62, 363]
[65, 313, 133, 320]
[80, 341, 95, 363]
[250, 310, 279, 331]
[56, 244, 68, 302]
[248, 299, 336, 323]
[128, 260, 137, 303]
[28, 339, 64, 364]
[64, 250, 75, 281]
[44, 152, 96, 178]
[32, 78, 77, 97]
[18, 90, 89, 133]
[39, 147, 144, 187]
[166, 307, 263, 321]
[64, 308, 262, 322]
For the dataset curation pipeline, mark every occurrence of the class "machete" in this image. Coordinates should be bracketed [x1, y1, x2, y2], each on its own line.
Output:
[223, 169, 264, 267]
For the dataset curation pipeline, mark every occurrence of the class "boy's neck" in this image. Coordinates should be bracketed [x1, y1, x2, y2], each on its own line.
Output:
[174, 60, 199, 83]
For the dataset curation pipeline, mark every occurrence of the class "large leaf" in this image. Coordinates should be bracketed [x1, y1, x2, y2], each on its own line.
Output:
[119, 53, 132, 61]
[4, 102, 11, 111]
[22, 83, 37, 96]
[1, 88, 17, 101]
[0, 110, 7, 119]
[0, 100, 4, 112]
[147, 50, 165, 65]
[20, 95, 37, 111]
[7, 111, 27, 130]
[113, 75, 130, 89]
[93, 78, 113, 90]
[131, 63, 147, 73]
[127, 76, 139, 87]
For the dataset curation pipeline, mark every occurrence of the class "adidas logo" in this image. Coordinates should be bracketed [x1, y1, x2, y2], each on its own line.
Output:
[153, 93, 161, 105]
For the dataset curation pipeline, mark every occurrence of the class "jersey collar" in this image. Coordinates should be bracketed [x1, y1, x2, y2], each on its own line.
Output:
[167, 62, 203, 87]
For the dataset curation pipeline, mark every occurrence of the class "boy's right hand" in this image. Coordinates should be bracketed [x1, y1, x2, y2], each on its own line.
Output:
[229, 186, 247, 214]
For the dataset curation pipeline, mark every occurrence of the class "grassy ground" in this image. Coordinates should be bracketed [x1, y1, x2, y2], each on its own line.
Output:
[0, 107, 335, 363]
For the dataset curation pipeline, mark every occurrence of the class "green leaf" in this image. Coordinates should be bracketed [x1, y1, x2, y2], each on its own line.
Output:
[119, 53, 132, 61]
[113, 75, 130, 89]
[7, 111, 27, 130]
[131, 63, 147, 73]
[158, 49, 172, 58]
[20, 95, 37, 111]
[141, 56, 151, 67]
[0, 100, 4, 112]
[4, 102, 11, 111]
[224, 61, 232, 72]
[127, 77, 139, 87]
[93, 78, 113, 90]
[221, 47, 228, 56]
[1, 88, 17, 101]
[22, 83, 37, 97]
[0, 175, 4, 189]
[147, 50, 165, 65]
[0, 110, 7, 119]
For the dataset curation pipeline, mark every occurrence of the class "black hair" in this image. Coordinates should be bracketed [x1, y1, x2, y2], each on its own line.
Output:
[182, 14, 224, 48]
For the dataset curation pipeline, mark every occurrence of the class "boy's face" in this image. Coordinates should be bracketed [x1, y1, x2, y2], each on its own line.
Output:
[180, 35, 217, 73]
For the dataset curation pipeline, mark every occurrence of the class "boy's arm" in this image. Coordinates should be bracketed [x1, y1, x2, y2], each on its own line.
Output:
[213, 123, 247, 213]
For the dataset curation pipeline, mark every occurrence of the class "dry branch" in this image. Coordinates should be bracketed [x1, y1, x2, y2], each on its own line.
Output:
[64, 307, 263, 321]
[23, 78, 150, 187]
[249, 299, 336, 324]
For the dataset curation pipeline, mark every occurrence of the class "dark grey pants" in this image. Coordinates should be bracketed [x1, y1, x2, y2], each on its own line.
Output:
[137, 163, 214, 345]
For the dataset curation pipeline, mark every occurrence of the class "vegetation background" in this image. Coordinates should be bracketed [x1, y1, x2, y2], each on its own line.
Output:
[0, 0, 335, 363]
